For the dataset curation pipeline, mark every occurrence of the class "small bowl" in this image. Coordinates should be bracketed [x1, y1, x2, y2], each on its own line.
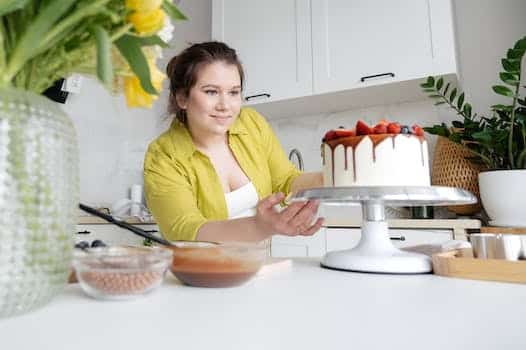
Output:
[73, 246, 172, 300]
[170, 241, 266, 287]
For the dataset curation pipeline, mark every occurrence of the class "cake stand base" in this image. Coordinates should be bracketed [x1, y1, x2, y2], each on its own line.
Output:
[321, 221, 432, 274]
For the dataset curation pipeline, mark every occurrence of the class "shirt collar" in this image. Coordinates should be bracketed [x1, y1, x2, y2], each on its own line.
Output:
[170, 111, 249, 159]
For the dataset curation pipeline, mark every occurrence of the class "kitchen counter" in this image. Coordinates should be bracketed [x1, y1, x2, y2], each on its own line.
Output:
[2, 258, 525, 350]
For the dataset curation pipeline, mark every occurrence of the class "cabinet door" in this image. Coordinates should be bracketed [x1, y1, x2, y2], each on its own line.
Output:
[212, 0, 312, 104]
[270, 229, 326, 258]
[390, 229, 452, 248]
[312, 0, 434, 94]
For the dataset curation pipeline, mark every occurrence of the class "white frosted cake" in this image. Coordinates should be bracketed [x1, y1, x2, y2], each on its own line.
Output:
[322, 121, 430, 187]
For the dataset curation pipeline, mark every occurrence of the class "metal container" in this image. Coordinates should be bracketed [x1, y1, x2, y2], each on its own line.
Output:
[470, 233, 497, 259]
[470, 233, 522, 260]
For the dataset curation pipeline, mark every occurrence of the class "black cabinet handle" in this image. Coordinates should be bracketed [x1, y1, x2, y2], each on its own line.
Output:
[390, 235, 406, 241]
[77, 230, 91, 235]
[244, 93, 271, 101]
[360, 72, 395, 82]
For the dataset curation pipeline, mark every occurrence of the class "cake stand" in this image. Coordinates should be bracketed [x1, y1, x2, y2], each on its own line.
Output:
[291, 186, 477, 274]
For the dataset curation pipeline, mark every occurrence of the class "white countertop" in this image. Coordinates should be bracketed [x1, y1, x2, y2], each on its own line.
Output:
[2, 259, 525, 350]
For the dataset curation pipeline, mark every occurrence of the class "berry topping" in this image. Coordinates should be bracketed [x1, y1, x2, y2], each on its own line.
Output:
[323, 130, 337, 141]
[412, 124, 424, 136]
[334, 129, 355, 138]
[387, 122, 401, 134]
[400, 125, 412, 134]
[356, 120, 371, 135]
[372, 123, 387, 134]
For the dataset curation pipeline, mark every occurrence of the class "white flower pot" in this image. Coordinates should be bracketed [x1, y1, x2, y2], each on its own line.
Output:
[479, 170, 526, 227]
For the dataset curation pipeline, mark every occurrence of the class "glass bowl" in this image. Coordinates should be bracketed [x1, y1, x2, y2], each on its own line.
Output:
[170, 242, 267, 287]
[73, 246, 172, 300]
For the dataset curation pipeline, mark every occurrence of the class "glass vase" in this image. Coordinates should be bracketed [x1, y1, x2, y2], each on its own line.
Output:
[0, 87, 79, 317]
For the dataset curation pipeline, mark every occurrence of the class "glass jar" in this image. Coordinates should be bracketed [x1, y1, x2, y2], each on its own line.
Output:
[0, 88, 79, 317]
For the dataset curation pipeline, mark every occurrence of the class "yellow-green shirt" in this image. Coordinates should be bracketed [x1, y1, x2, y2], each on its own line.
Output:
[143, 107, 301, 241]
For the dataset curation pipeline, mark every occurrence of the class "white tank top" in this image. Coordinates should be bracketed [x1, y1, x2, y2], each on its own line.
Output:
[224, 182, 259, 219]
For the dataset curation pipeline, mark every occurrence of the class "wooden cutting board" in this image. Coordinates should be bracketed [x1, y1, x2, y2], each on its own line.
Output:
[432, 248, 526, 284]
[480, 226, 526, 235]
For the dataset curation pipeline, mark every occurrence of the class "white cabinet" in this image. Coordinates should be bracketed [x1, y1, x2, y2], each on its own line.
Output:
[212, 0, 456, 108]
[270, 229, 326, 258]
[312, 0, 440, 94]
[212, 0, 312, 104]
[75, 224, 160, 246]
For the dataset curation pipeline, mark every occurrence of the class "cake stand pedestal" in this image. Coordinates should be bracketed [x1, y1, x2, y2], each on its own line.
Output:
[292, 186, 477, 274]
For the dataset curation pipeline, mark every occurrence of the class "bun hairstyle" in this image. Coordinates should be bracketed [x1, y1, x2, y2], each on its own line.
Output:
[166, 41, 245, 124]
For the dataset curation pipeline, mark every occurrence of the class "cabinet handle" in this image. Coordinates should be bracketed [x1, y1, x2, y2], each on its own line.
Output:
[360, 72, 395, 82]
[390, 235, 406, 241]
[77, 230, 91, 235]
[244, 93, 271, 101]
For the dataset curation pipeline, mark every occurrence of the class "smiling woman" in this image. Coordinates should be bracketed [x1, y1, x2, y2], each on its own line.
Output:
[144, 41, 324, 243]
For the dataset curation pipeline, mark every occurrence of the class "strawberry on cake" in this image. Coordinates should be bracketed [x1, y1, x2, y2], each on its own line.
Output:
[321, 120, 430, 187]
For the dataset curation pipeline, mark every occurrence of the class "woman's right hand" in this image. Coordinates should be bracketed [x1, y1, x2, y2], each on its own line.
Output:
[254, 192, 324, 237]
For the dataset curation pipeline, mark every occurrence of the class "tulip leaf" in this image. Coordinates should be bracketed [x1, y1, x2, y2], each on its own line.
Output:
[134, 34, 169, 48]
[115, 34, 157, 95]
[93, 25, 113, 87]
[162, 0, 188, 20]
[0, 0, 30, 16]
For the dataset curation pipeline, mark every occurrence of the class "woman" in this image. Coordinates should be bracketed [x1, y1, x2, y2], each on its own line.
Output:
[144, 41, 323, 242]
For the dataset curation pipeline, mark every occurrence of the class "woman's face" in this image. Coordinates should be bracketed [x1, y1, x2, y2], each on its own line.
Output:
[178, 61, 242, 139]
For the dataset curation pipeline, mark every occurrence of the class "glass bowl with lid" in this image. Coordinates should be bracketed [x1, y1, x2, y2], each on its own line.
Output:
[73, 245, 172, 300]
[170, 241, 267, 287]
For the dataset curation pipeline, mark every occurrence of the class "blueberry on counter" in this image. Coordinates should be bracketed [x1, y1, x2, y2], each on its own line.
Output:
[91, 240, 107, 248]
[75, 241, 90, 250]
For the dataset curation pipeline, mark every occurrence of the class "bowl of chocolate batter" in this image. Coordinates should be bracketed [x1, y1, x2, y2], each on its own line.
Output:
[170, 241, 266, 287]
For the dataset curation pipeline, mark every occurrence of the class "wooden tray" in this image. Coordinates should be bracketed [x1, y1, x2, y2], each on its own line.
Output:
[480, 226, 526, 235]
[432, 249, 526, 284]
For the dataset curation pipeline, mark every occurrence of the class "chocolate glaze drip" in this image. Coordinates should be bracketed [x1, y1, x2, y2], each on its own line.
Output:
[323, 134, 426, 183]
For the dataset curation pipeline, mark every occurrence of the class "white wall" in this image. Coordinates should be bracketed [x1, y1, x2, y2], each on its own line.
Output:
[62, 0, 211, 207]
[62, 0, 526, 208]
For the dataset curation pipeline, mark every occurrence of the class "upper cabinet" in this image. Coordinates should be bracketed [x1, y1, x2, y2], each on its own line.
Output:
[212, 0, 457, 111]
[212, 0, 312, 104]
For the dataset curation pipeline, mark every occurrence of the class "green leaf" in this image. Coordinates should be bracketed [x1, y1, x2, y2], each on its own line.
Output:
[434, 101, 446, 106]
[452, 121, 464, 128]
[449, 133, 462, 143]
[93, 25, 113, 87]
[492, 85, 515, 97]
[1, 0, 77, 83]
[423, 88, 435, 93]
[115, 34, 157, 95]
[491, 104, 513, 112]
[436, 77, 444, 90]
[472, 131, 492, 143]
[502, 58, 521, 72]
[449, 88, 457, 103]
[463, 103, 472, 118]
[162, 0, 188, 20]
[513, 36, 526, 51]
[457, 92, 465, 109]
[426, 76, 435, 87]
[507, 48, 524, 59]
[0, 0, 30, 16]
[428, 94, 442, 99]
[420, 82, 433, 89]
[132, 34, 169, 48]
[499, 72, 520, 86]
[518, 98, 526, 107]
[443, 82, 450, 96]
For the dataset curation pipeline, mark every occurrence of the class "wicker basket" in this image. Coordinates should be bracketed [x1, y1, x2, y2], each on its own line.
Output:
[431, 136, 483, 215]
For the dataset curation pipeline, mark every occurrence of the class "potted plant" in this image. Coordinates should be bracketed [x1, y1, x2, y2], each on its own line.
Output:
[0, 0, 185, 317]
[421, 36, 526, 226]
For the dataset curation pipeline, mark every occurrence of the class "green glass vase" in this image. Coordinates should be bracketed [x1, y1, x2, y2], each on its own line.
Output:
[0, 88, 79, 317]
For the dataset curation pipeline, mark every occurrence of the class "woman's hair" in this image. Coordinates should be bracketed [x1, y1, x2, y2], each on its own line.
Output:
[166, 41, 245, 124]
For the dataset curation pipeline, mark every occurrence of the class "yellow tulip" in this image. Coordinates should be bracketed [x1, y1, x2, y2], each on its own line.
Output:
[124, 63, 165, 108]
[128, 8, 166, 35]
[126, 0, 162, 12]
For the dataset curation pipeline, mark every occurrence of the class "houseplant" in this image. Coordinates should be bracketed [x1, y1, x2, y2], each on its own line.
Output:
[0, 0, 185, 317]
[421, 36, 526, 225]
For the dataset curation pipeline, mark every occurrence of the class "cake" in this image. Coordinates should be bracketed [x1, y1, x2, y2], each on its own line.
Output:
[322, 120, 430, 187]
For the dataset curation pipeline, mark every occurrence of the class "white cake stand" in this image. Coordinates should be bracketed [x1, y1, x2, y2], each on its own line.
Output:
[291, 186, 477, 274]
